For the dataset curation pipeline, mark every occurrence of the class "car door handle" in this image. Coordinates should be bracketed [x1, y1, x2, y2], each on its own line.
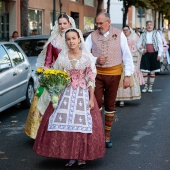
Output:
[13, 72, 17, 76]
[25, 66, 28, 70]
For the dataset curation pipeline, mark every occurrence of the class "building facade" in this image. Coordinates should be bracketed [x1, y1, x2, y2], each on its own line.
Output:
[104, 0, 165, 30]
[0, 0, 97, 41]
[104, 0, 123, 29]
[0, 0, 20, 41]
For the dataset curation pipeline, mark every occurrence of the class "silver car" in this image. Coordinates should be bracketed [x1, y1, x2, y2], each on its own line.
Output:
[0, 42, 35, 112]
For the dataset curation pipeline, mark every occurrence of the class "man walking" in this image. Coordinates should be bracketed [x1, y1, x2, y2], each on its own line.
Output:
[86, 12, 134, 148]
[137, 21, 163, 93]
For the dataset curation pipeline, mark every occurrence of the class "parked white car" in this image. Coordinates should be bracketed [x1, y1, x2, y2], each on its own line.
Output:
[0, 42, 35, 112]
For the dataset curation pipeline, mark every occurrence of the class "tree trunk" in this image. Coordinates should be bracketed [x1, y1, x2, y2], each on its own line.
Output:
[154, 10, 157, 29]
[162, 13, 164, 28]
[107, 0, 110, 14]
[158, 11, 160, 30]
[20, 0, 29, 36]
[96, 0, 103, 15]
[122, 1, 129, 28]
[59, 0, 62, 14]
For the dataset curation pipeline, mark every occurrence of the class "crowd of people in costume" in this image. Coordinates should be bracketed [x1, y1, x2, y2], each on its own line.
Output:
[24, 13, 170, 168]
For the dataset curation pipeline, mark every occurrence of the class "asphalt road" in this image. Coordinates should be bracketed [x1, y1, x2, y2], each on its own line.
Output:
[1, 73, 170, 170]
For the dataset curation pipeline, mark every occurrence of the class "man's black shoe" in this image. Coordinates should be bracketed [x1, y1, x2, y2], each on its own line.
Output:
[106, 140, 112, 148]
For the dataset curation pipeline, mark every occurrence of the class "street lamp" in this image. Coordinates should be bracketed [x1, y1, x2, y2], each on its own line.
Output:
[53, 0, 56, 26]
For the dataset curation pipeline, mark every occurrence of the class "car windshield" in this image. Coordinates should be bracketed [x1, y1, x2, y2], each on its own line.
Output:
[16, 39, 48, 57]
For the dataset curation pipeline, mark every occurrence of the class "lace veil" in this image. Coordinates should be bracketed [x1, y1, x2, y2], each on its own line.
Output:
[54, 27, 97, 76]
[36, 15, 76, 68]
[129, 27, 139, 40]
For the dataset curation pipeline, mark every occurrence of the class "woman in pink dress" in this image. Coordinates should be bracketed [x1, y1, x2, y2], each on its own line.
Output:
[116, 25, 144, 107]
[33, 28, 105, 168]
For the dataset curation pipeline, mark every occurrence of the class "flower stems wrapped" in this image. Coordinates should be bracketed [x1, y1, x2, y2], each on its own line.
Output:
[36, 68, 70, 108]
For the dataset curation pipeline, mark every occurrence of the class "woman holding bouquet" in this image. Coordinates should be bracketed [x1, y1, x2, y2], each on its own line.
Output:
[33, 28, 105, 168]
[24, 14, 76, 139]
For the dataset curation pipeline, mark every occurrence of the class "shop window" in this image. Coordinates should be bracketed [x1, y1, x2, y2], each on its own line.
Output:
[84, 0, 94, 7]
[0, 2, 9, 41]
[28, 9, 42, 35]
[50, 12, 60, 31]
[71, 12, 79, 29]
[84, 17, 94, 33]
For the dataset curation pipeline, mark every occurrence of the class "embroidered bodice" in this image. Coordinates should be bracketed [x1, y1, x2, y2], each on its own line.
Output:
[53, 51, 96, 89]
[68, 66, 94, 90]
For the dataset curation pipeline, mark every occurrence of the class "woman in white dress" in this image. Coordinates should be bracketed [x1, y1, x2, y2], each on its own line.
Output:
[116, 25, 144, 106]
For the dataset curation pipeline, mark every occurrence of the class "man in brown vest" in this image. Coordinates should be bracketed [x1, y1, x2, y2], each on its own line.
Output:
[86, 12, 134, 148]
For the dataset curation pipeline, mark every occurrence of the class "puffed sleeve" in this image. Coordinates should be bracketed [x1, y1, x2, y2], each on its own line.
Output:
[86, 58, 96, 89]
[53, 52, 64, 71]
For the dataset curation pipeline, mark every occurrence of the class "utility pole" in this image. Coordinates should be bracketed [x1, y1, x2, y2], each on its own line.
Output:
[53, 0, 56, 26]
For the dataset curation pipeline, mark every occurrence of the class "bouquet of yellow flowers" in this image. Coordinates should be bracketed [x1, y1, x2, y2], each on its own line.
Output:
[36, 68, 70, 108]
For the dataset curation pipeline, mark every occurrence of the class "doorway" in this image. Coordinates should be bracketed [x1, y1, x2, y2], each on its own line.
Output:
[71, 12, 79, 29]
[0, 13, 9, 41]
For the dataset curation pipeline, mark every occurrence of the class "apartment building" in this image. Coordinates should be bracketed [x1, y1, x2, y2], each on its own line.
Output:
[0, 0, 97, 41]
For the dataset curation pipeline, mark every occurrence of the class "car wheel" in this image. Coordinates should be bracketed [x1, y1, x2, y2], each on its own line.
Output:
[22, 81, 34, 108]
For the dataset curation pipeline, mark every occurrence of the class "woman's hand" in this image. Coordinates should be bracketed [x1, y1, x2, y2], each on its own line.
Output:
[87, 99, 94, 109]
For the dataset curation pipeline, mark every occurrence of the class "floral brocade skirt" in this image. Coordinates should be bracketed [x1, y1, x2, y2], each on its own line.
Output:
[24, 94, 43, 139]
[116, 73, 141, 101]
[33, 99, 105, 160]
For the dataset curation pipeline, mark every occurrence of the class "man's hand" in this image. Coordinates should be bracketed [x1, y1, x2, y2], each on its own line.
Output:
[97, 56, 107, 65]
[123, 76, 130, 89]
[157, 56, 161, 61]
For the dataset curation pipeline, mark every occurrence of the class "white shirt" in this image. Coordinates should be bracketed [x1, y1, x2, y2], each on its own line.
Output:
[85, 31, 134, 76]
[137, 31, 163, 56]
[168, 30, 170, 41]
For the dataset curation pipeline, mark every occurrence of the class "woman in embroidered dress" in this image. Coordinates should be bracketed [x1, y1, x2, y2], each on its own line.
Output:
[159, 29, 170, 72]
[24, 14, 76, 139]
[116, 25, 144, 107]
[33, 28, 105, 168]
